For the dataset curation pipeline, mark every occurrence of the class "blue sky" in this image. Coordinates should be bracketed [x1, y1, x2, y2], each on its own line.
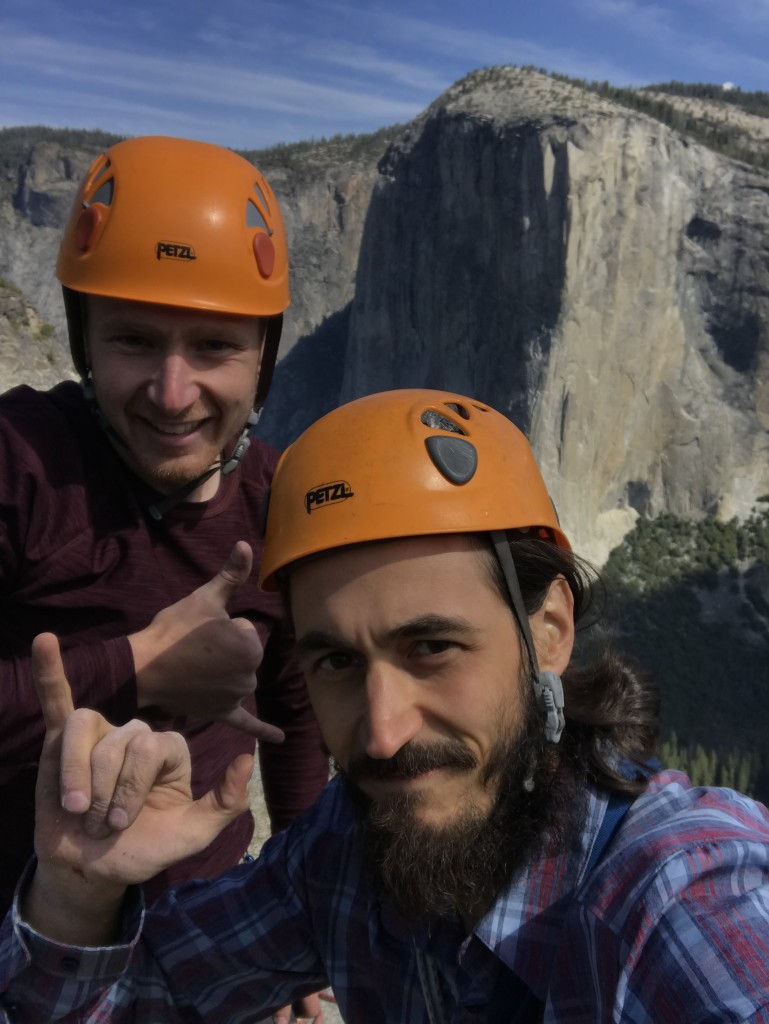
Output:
[2, 0, 768, 151]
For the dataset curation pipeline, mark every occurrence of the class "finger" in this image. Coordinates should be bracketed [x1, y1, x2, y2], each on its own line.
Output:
[272, 1008, 291, 1024]
[58, 708, 111, 816]
[197, 541, 253, 609]
[294, 993, 323, 1022]
[230, 618, 265, 666]
[195, 753, 254, 827]
[83, 721, 158, 837]
[231, 615, 258, 634]
[216, 705, 285, 743]
[31, 633, 75, 736]
[109, 728, 190, 833]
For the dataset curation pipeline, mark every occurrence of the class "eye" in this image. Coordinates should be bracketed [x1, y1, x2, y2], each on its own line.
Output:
[198, 339, 235, 354]
[320, 651, 354, 670]
[410, 639, 458, 657]
[111, 334, 153, 351]
[307, 649, 364, 678]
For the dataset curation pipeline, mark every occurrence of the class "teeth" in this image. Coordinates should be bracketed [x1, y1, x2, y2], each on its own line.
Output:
[154, 422, 200, 435]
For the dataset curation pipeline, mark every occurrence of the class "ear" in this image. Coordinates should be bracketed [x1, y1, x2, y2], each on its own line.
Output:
[530, 576, 574, 675]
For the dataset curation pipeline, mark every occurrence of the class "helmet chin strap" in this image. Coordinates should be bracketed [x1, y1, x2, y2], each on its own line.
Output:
[490, 530, 565, 746]
[221, 410, 260, 475]
[82, 378, 261, 521]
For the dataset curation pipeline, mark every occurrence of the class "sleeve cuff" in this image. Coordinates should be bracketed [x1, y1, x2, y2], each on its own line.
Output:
[13, 860, 144, 984]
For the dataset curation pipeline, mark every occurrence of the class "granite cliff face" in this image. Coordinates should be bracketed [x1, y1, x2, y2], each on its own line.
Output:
[0, 281, 72, 394]
[1, 69, 768, 563]
[0, 137, 97, 341]
[339, 68, 769, 560]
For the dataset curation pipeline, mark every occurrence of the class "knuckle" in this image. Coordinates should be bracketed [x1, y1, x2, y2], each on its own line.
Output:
[125, 730, 160, 765]
[218, 567, 240, 587]
[90, 742, 124, 781]
[66, 707, 101, 733]
[169, 730, 188, 753]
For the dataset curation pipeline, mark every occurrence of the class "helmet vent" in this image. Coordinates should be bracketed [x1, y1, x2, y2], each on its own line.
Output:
[87, 178, 113, 207]
[425, 435, 478, 485]
[444, 401, 470, 420]
[421, 410, 467, 435]
[252, 181, 271, 216]
[246, 200, 269, 232]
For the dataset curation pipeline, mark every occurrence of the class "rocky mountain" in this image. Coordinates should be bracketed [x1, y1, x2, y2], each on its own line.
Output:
[0, 278, 72, 394]
[1, 68, 769, 567]
[339, 68, 769, 562]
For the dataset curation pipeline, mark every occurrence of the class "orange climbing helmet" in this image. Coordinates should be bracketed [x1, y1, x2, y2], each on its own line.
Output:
[56, 135, 290, 408]
[259, 388, 569, 589]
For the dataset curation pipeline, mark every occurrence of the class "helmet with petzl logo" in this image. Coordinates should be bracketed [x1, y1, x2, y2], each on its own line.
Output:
[56, 135, 290, 410]
[259, 388, 569, 588]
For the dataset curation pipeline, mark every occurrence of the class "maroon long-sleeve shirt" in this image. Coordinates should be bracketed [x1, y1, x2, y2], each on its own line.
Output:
[0, 381, 328, 912]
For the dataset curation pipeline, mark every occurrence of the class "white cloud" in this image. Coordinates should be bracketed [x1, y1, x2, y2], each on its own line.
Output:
[316, 2, 637, 84]
[313, 42, 448, 93]
[1, 32, 421, 125]
[576, 0, 676, 36]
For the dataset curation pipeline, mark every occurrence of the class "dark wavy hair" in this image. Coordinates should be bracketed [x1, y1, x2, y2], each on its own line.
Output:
[481, 533, 661, 797]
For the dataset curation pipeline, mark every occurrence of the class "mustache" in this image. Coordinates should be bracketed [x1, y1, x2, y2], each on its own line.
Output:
[346, 740, 477, 784]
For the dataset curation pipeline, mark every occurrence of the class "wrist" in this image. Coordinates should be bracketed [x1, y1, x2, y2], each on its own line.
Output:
[23, 861, 127, 946]
[128, 628, 156, 708]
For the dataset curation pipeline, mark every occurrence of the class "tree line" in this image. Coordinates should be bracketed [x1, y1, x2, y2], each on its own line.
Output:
[585, 507, 769, 802]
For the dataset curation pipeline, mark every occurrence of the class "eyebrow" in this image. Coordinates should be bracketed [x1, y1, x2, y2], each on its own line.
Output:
[92, 318, 164, 338]
[295, 615, 480, 656]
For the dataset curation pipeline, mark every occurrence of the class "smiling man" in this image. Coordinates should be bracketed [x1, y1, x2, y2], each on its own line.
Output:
[2, 389, 769, 1023]
[0, 137, 328, 927]
[83, 296, 267, 500]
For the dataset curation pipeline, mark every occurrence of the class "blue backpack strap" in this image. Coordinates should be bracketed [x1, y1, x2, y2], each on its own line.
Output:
[586, 791, 633, 874]
[490, 791, 634, 1023]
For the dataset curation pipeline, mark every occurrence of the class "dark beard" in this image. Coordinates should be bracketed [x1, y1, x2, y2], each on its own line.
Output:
[340, 697, 582, 927]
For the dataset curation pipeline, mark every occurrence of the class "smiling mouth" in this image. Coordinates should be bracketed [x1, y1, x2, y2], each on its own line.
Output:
[142, 418, 208, 436]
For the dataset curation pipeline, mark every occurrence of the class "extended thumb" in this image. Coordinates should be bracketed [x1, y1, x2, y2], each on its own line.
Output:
[203, 541, 254, 605]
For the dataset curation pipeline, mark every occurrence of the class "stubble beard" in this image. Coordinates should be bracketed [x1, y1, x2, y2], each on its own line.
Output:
[134, 450, 220, 494]
[341, 690, 582, 928]
[94, 390, 253, 497]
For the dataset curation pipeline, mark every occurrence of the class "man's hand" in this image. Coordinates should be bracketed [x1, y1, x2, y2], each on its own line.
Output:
[129, 541, 284, 741]
[24, 632, 254, 946]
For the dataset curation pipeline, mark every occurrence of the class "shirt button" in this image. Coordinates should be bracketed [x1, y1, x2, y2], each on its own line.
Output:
[60, 955, 81, 972]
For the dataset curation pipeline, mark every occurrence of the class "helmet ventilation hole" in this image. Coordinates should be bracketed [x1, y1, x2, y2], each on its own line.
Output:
[246, 199, 269, 231]
[87, 179, 114, 207]
[444, 401, 470, 419]
[252, 181, 271, 216]
[421, 409, 467, 435]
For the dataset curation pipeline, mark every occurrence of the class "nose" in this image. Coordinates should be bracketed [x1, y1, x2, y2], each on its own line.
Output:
[146, 353, 200, 412]
[362, 662, 423, 761]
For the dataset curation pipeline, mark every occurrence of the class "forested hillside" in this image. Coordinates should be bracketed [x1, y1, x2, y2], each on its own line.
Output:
[590, 508, 769, 800]
[551, 72, 769, 170]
